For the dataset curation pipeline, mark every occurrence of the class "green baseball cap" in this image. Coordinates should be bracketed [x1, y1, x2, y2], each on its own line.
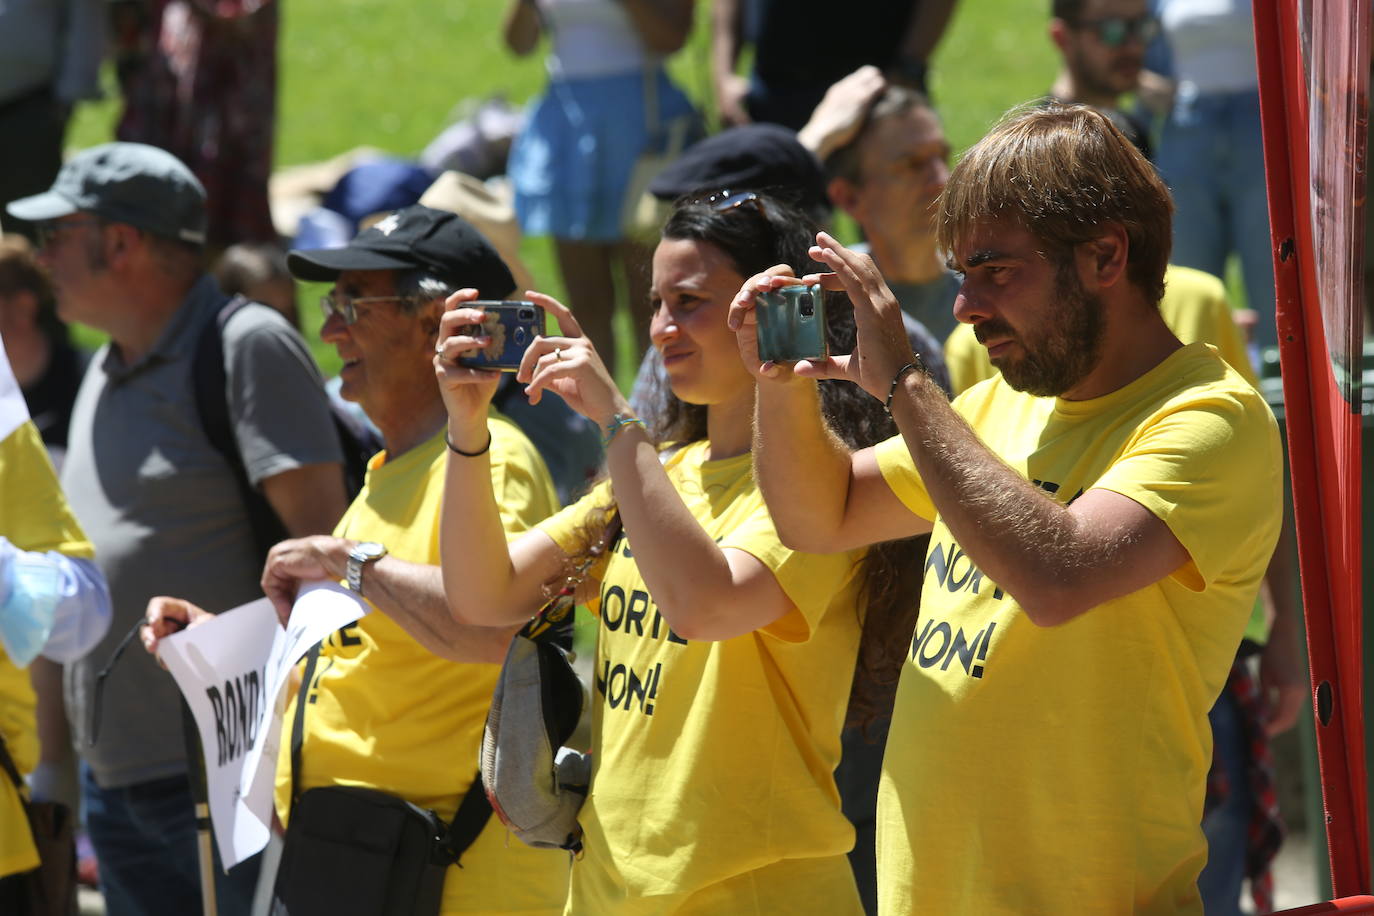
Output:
[6, 142, 208, 244]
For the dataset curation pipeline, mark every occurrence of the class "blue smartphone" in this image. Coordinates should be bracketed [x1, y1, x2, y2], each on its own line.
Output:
[756, 285, 827, 363]
[456, 301, 546, 372]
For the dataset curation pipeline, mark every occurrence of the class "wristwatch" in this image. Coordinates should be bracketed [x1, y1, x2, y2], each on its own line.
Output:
[346, 541, 387, 595]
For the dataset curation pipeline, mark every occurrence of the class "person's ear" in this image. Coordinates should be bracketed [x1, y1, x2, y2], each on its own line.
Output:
[6, 289, 40, 327]
[419, 296, 445, 340]
[827, 176, 860, 219]
[1049, 18, 1073, 55]
[104, 223, 141, 267]
[1079, 224, 1129, 289]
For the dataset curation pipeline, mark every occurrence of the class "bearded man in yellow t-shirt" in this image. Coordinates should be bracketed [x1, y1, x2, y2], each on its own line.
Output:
[731, 104, 1282, 914]
[145, 206, 568, 915]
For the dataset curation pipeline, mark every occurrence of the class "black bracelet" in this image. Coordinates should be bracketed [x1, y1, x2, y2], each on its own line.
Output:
[885, 357, 926, 414]
[445, 430, 492, 457]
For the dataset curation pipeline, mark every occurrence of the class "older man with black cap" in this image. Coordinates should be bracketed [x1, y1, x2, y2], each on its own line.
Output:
[144, 204, 569, 915]
[7, 141, 346, 915]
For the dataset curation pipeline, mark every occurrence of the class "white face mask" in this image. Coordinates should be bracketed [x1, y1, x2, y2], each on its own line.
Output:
[0, 546, 62, 668]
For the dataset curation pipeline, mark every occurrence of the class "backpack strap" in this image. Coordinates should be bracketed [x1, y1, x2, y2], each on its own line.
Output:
[191, 295, 289, 559]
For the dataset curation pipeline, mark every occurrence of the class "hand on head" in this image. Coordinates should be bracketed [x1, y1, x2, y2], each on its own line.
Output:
[797, 65, 888, 160]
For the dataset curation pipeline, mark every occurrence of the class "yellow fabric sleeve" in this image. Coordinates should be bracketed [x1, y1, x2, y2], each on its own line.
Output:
[1, 420, 96, 876]
[873, 435, 937, 522]
[1092, 387, 1282, 591]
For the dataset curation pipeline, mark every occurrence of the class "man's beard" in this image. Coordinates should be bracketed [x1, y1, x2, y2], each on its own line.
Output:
[976, 263, 1105, 397]
[1069, 43, 1142, 101]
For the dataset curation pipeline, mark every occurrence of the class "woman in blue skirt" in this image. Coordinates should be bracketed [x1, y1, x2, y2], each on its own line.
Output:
[505, 0, 698, 376]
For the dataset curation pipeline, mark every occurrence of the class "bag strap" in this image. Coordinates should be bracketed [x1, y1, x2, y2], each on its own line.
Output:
[436, 774, 493, 866]
[288, 640, 493, 865]
[0, 732, 23, 791]
[288, 640, 323, 809]
[191, 294, 289, 559]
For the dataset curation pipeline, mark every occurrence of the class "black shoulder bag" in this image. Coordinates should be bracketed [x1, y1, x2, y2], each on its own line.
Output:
[272, 644, 493, 916]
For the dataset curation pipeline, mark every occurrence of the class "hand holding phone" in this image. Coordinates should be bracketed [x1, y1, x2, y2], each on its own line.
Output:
[456, 301, 546, 372]
[755, 285, 827, 363]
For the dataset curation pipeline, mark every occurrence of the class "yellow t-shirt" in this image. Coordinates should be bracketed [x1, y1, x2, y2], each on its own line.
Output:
[945, 264, 1260, 395]
[538, 440, 867, 915]
[872, 343, 1281, 915]
[273, 414, 567, 915]
[0, 420, 96, 878]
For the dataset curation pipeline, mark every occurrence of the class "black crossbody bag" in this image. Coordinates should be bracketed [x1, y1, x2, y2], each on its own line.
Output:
[273, 643, 493, 916]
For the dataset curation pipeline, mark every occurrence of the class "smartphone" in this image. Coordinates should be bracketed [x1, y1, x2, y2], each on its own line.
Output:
[755, 285, 827, 363]
[456, 301, 546, 372]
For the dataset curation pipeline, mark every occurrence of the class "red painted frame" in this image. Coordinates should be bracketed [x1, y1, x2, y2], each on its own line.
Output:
[1254, 0, 1370, 902]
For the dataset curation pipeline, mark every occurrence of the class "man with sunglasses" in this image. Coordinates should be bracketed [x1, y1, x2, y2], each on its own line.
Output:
[6, 141, 347, 915]
[1048, 0, 1159, 159]
[143, 204, 569, 914]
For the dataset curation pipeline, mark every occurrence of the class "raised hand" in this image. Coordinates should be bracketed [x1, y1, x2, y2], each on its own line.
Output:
[517, 291, 631, 427]
[433, 288, 504, 435]
[726, 264, 809, 382]
[797, 231, 915, 400]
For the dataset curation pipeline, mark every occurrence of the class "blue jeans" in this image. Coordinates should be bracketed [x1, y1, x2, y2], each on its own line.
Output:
[1156, 87, 1278, 352]
[1198, 688, 1251, 916]
[82, 763, 261, 916]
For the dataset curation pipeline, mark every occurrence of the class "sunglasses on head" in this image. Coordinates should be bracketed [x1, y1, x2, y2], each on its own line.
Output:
[693, 189, 769, 218]
[1074, 14, 1159, 47]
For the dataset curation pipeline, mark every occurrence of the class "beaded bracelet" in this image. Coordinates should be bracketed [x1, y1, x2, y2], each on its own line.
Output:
[602, 412, 647, 448]
[885, 356, 927, 414]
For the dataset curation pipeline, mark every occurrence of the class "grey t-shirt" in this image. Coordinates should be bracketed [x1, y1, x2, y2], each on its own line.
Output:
[61, 275, 343, 788]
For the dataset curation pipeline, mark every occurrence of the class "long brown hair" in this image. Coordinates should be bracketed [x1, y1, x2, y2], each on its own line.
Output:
[573, 193, 925, 733]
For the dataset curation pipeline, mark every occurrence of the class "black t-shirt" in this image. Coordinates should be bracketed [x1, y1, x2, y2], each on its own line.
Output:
[747, 0, 921, 129]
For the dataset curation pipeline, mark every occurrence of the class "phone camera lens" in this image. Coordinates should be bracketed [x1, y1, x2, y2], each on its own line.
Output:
[514, 327, 527, 345]
[518, 308, 534, 321]
[799, 293, 814, 317]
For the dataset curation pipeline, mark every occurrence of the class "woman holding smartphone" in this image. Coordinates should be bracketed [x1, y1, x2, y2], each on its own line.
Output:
[434, 193, 919, 914]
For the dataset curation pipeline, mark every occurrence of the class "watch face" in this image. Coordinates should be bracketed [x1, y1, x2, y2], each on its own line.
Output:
[354, 541, 386, 561]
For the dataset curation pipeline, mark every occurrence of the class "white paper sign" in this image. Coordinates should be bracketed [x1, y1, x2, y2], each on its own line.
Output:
[158, 582, 368, 868]
[0, 333, 30, 444]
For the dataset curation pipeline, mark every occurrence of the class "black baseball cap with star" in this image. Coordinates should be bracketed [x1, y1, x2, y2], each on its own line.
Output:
[287, 204, 516, 297]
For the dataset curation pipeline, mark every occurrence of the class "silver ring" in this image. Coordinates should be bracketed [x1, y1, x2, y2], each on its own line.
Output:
[554, 347, 564, 361]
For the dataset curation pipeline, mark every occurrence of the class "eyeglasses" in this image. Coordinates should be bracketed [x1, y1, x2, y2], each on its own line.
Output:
[1073, 14, 1159, 47]
[34, 217, 103, 248]
[695, 189, 768, 218]
[318, 290, 410, 325]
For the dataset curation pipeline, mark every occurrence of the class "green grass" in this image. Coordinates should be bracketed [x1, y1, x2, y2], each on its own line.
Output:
[64, 0, 1063, 371]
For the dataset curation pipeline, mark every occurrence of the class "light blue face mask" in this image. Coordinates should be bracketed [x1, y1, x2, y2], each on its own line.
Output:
[0, 549, 62, 668]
